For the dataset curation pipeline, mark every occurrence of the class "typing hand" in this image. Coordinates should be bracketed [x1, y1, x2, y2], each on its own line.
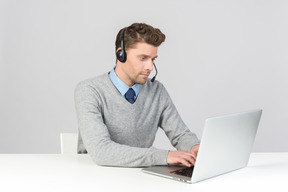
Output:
[167, 150, 196, 167]
[190, 144, 199, 158]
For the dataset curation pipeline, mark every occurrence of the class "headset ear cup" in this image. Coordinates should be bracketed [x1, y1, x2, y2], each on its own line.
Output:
[116, 28, 127, 63]
[116, 49, 126, 63]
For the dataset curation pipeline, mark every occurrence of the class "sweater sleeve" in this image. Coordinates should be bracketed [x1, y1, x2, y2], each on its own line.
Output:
[158, 85, 200, 151]
[74, 81, 168, 167]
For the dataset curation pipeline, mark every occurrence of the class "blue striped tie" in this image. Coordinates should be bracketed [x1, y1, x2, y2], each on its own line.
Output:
[125, 88, 135, 104]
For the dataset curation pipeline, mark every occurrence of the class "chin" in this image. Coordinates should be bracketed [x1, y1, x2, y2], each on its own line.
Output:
[135, 79, 147, 85]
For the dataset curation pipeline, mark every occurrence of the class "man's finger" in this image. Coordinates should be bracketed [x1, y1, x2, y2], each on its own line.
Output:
[180, 153, 196, 166]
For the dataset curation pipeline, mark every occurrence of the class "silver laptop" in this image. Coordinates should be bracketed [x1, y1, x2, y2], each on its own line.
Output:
[142, 109, 262, 184]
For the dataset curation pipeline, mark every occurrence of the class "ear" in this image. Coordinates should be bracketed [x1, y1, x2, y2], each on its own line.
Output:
[116, 47, 121, 53]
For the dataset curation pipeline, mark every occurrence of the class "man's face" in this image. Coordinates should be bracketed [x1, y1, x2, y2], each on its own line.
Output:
[116, 42, 158, 87]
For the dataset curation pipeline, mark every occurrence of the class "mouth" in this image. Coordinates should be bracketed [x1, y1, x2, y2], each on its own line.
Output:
[140, 73, 150, 78]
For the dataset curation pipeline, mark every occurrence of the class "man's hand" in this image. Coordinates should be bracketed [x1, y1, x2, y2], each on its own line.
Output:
[167, 150, 196, 167]
[190, 144, 199, 157]
[166, 144, 200, 167]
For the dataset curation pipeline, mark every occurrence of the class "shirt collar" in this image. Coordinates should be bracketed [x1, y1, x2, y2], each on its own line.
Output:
[109, 68, 139, 97]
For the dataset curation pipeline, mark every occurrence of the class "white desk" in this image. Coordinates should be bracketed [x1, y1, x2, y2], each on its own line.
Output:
[0, 153, 287, 192]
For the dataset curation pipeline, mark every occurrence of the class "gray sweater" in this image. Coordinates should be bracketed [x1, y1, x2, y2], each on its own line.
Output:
[74, 73, 199, 167]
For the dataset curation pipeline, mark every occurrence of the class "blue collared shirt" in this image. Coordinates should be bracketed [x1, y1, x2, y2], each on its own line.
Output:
[109, 68, 139, 100]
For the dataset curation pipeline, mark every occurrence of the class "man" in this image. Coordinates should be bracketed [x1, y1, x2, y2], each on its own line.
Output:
[75, 23, 200, 167]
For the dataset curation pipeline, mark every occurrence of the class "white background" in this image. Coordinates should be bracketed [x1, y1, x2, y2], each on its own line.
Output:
[1, 0, 287, 153]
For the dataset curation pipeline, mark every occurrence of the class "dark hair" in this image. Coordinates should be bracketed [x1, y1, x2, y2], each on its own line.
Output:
[115, 23, 166, 51]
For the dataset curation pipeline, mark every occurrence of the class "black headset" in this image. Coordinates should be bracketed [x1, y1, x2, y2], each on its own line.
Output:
[116, 28, 127, 63]
[116, 28, 158, 82]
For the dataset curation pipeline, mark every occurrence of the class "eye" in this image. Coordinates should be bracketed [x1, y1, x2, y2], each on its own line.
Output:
[139, 56, 146, 61]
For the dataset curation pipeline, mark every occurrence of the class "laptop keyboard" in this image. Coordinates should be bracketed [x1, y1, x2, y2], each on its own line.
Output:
[170, 166, 194, 177]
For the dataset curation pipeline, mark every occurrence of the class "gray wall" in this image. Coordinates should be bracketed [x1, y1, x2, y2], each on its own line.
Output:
[1, 0, 287, 153]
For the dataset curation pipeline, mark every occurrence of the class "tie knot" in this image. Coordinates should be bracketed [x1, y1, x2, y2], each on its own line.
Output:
[125, 88, 135, 104]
